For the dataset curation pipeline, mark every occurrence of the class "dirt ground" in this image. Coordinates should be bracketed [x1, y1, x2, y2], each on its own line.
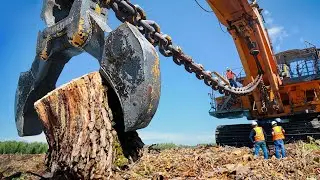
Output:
[0, 154, 46, 179]
[1, 142, 319, 180]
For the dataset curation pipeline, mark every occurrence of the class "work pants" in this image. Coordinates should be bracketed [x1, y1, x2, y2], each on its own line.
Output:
[254, 141, 268, 159]
[228, 79, 238, 88]
[274, 139, 286, 159]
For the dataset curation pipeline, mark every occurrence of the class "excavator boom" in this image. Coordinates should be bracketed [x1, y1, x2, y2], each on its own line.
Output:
[207, 0, 283, 114]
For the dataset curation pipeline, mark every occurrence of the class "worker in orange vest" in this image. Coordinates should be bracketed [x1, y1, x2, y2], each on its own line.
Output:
[249, 121, 268, 159]
[271, 121, 286, 159]
[226, 67, 238, 88]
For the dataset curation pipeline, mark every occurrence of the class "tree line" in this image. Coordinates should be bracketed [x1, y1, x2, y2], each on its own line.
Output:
[0, 141, 48, 154]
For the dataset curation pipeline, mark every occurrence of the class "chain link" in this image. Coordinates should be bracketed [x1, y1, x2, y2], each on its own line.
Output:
[105, 0, 262, 96]
[257, 81, 270, 112]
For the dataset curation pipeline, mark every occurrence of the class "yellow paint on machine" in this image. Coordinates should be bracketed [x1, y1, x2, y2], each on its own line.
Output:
[39, 36, 52, 61]
[147, 103, 153, 114]
[148, 49, 161, 114]
[151, 55, 160, 80]
[69, 18, 90, 48]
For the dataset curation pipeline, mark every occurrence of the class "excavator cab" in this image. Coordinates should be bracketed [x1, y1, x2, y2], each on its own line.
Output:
[275, 47, 320, 85]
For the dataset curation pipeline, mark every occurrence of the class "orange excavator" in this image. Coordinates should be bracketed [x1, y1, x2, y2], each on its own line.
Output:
[207, 0, 320, 146]
[15, 0, 319, 147]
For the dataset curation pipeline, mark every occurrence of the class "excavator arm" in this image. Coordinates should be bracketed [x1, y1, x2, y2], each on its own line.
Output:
[207, 0, 284, 114]
[15, 0, 273, 137]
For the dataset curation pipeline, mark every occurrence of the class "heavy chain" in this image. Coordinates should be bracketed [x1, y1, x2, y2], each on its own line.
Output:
[104, 0, 262, 96]
[258, 81, 270, 112]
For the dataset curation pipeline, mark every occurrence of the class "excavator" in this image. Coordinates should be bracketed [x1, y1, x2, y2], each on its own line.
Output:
[15, 0, 320, 148]
[207, 0, 320, 146]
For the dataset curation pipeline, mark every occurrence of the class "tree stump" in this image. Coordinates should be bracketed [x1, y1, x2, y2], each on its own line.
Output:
[34, 72, 144, 179]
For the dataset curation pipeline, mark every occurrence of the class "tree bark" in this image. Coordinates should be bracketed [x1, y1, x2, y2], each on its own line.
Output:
[34, 72, 144, 179]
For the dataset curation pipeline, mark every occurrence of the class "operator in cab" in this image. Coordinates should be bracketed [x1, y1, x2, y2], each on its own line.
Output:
[249, 121, 268, 159]
[226, 67, 238, 88]
[271, 120, 286, 159]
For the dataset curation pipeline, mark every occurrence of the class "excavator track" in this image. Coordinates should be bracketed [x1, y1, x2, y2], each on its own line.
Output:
[215, 117, 320, 147]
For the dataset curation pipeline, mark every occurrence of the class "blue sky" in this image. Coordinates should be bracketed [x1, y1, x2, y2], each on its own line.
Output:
[0, 0, 319, 145]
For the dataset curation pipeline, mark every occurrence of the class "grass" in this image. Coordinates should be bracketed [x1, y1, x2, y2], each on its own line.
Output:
[149, 143, 216, 151]
[149, 143, 179, 150]
[0, 141, 48, 154]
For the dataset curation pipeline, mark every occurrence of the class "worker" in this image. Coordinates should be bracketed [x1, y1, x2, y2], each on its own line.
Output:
[271, 121, 286, 159]
[249, 121, 268, 159]
[281, 64, 290, 78]
[226, 67, 238, 88]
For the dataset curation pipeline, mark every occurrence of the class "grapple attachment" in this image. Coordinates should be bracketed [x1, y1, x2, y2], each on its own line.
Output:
[15, 54, 71, 136]
[100, 23, 161, 132]
[15, 0, 160, 136]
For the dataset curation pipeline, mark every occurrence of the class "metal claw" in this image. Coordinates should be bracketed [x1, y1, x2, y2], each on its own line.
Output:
[100, 23, 161, 132]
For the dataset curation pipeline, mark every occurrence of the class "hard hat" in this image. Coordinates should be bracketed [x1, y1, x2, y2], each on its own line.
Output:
[271, 121, 277, 125]
[275, 118, 281, 122]
[226, 67, 230, 70]
[251, 121, 258, 126]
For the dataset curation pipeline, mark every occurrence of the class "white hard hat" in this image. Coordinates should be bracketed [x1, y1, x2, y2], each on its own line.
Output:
[226, 67, 230, 70]
[275, 118, 281, 122]
[251, 121, 258, 126]
[271, 121, 277, 125]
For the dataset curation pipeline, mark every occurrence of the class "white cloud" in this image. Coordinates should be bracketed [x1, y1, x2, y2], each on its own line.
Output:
[267, 26, 289, 43]
[263, 9, 288, 52]
[265, 17, 273, 25]
[268, 26, 283, 37]
[17, 133, 47, 143]
[263, 10, 270, 16]
[138, 131, 214, 145]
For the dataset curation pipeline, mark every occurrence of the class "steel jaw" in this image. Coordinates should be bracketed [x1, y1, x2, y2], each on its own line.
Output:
[100, 22, 161, 132]
[15, 21, 160, 136]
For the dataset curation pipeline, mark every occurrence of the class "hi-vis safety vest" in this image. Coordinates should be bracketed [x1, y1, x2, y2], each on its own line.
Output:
[283, 64, 289, 76]
[226, 71, 235, 80]
[254, 127, 265, 142]
[272, 126, 285, 141]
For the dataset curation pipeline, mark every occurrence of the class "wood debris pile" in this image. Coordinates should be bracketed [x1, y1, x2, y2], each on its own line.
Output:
[115, 142, 320, 179]
[0, 141, 319, 179]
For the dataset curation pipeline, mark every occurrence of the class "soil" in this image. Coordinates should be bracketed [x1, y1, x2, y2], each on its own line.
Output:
[1, 142, 319, 180]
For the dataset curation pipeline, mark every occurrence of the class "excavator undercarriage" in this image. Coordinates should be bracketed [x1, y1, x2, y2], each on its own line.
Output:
[215, 117, 320, 148]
